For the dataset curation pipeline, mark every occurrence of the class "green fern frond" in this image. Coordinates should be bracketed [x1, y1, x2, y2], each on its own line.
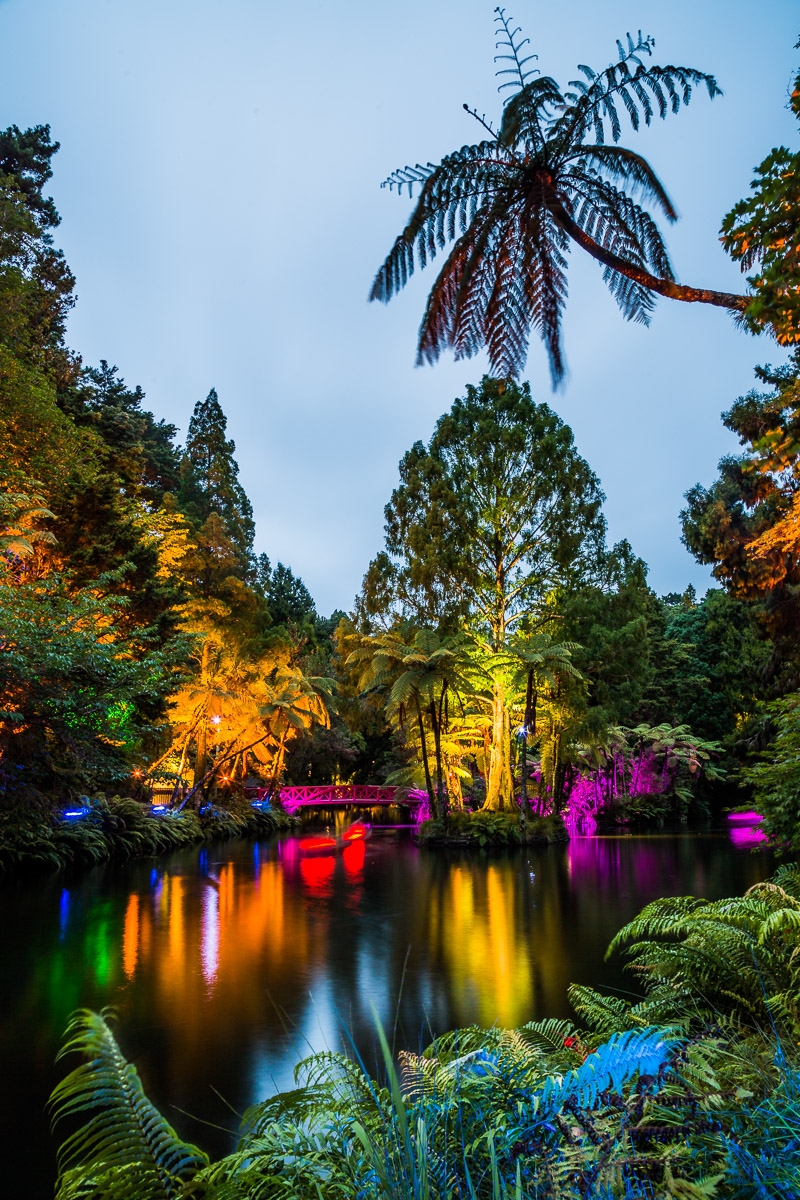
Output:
[568, 984, 644, 1034]
[50, 1009, 207, 1200]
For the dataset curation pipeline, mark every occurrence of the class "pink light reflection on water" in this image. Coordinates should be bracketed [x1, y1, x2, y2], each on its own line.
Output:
[726, 811, 767, 849]
[729, 823, 767, 848]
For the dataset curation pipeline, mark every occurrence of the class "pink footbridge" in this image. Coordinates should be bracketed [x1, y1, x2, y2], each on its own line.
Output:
[248, 784, 427, 815]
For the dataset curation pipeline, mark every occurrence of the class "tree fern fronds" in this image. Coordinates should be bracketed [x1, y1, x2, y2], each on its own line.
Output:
[530, 1027, 679, 1119]
[49, 1009, 207, 1200]
[493, 8, 538, 93]
[371, 13, 739, 380]
[768, 865, 800, 900]
[606, 896, 708, 957]
[517, 1016, 583, 1057]
[568, 984, 647, 1035]
[758, 907, 800, 943]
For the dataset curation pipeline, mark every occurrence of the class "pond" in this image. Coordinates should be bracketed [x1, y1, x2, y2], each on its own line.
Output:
[0, 822, 771, 1197]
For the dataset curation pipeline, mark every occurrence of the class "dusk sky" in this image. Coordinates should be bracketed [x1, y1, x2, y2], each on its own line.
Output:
[1, 0, 797, 615]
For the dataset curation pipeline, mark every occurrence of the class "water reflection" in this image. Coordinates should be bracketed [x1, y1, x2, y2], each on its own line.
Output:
[0, 828, 773, 1199]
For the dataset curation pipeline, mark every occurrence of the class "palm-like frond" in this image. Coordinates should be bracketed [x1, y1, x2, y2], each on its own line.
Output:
[49, 1009, 207, 1200]
[371, 10, 740, 382]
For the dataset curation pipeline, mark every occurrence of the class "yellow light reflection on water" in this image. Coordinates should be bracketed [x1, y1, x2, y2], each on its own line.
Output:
[438, 863, 534, 1028]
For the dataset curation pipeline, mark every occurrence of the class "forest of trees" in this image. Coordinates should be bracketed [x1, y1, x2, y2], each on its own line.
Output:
[5, 21, 799, 1200]
[1, 35, 799, 863]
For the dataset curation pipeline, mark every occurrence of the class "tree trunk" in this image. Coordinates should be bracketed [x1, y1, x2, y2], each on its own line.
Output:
[519, 670, 535, 835]
[178, 730, 273, 811]
[484, 681, 513, 810]
[416, 701, 437, 819]
[433, 686, 449, 823]
[192, 640, 211, 793]
[430, 700, 446, 822]
[546, 185, 747, 312]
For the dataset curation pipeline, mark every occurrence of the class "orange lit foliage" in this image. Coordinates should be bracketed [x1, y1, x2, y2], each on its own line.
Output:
[682, 351, 800, 638]
[721, 66, 800, 345]
[153, 633, 331, 794]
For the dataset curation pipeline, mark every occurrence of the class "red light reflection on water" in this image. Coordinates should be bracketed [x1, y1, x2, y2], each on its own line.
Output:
[299, 854, 335, 894]
[298, 836, 337, 853]
[342, 839, 365, 876]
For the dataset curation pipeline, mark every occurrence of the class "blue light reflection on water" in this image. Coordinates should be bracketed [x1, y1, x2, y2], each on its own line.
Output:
[58, 889, 70, 937]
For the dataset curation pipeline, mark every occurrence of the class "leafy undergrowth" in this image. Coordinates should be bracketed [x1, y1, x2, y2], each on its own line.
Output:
[48, 868, 800, 1198]
[0, 795, 292, 873]
[417, 809, 567, 847]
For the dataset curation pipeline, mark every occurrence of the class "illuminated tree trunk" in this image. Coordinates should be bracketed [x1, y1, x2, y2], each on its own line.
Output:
[416, 700, 438, 819]
[519, 671, 536, 834]
[431, 683, 449, 821]
[484, 682, 513, 810]
[192, 640, 211, 793]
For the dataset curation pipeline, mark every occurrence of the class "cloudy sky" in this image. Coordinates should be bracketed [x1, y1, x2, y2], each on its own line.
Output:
[1, 0, 796, 615]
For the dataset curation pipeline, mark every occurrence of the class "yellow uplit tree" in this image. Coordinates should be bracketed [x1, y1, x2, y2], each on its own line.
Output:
[149, 640, 331, 804]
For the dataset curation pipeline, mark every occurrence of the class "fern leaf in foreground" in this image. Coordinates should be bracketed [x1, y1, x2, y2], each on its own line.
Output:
[49, 1008, 208, 1200]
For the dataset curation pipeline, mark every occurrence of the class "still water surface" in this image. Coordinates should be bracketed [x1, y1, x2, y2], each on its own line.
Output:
[0, 825, 770, 1196]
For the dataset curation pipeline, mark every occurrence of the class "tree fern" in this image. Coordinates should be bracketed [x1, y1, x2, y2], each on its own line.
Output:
[49, 1009, 207, 1200]
[576, 871, 800, 1042]
[371, 9, 745, 382]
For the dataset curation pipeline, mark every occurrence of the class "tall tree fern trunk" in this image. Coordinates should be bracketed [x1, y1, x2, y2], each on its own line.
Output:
[546, 186, 746, 311]
[416, 701, 438, 819]
[520, 672, 535, 834]
[484, 683, 513, 811]
[430, 701, 446, 822]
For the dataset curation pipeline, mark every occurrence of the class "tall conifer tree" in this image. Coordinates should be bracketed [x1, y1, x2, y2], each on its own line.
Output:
[178, 388, 255, 577]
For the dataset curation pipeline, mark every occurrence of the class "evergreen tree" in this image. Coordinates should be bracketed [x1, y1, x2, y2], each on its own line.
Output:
[361, 375, 606, 809]
[0, 124, 75, 375]
[561, 541, 655, 734]
[263, 561, 317, 629]
[721, 58, 800, 343]
[59, 362, 180, 505]
[54, 469, 183, 646]
[178, 388, 255, 576]
[681, 352, 800, 661]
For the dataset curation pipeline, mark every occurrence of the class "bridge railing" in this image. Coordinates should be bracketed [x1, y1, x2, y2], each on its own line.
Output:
[247, 784, 426, 811]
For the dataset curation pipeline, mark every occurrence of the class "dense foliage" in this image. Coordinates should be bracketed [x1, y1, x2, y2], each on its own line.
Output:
[49, 869, 800, 1199]
[682, 351, 800, 850]
[0, 123, 342, 862]
[351, 378, 762, 832]
[3, 30, 799, 860]
[721, 62, 800, 343]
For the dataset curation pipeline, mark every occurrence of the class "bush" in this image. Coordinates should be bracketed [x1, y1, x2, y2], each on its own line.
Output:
[417, 808, 567, 847]
[0, 793, 291, 874]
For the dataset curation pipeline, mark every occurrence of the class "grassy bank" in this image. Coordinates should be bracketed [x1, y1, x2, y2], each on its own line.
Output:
[0, 796, 293, 874]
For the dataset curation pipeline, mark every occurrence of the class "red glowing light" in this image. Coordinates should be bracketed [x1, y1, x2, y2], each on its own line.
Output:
[342, 822, 368, 842]
[727, 811, 763, 822]
[298, 836, 337, 854]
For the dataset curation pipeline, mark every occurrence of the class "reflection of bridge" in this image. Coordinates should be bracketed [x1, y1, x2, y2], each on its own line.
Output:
[248, 785, 426, 813]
